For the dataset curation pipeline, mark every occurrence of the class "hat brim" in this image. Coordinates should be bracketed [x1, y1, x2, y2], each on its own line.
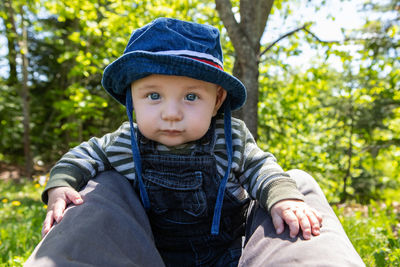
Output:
[101, 51, 246, 111]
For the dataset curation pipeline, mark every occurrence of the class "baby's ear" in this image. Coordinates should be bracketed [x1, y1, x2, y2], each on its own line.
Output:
[213, 86, 227, 116]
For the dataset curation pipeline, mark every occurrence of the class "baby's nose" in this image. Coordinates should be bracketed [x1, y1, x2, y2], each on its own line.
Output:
[161, 102, 183, 121]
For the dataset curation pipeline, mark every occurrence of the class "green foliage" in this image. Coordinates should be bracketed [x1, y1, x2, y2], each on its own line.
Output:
[258, 58, 400, 202]
[0, 81, 23, 163]
[257, 0, 400, 203]
[334, 201, 400, 266]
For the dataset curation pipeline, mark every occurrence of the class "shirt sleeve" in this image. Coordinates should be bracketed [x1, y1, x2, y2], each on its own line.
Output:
[42, 124, 126, 203]
[235, 119, 304, 211]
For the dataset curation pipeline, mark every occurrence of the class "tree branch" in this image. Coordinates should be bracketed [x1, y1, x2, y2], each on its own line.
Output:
[303, 27, 341, 44]
[240, 0, 274, 46]
[253, 0, 274, 41]
[215, 0, 254, 63]
[259, 23, 342, 59]
[259, 24, 309, 58]
[214, 0, 240, 43]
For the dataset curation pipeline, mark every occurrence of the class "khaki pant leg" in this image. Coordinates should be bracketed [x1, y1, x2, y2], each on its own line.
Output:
[25, 170, 165, 267]
[239, 169, 365, 267]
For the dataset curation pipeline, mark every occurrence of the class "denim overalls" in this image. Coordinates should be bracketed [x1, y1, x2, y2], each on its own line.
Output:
[136, 121, 250, 267]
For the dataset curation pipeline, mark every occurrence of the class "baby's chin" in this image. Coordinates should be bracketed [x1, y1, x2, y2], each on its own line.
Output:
[140, 129, 208, 147]
[156, 134, 204, 147]
[156, 137, 195, 147]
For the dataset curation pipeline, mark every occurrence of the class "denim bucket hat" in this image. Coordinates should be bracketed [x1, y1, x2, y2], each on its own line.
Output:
[103, 18, 243, 236]
[101, 17, 246, 111]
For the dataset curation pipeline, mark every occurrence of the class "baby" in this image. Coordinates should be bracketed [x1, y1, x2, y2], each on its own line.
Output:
[40, 18, 322, 266]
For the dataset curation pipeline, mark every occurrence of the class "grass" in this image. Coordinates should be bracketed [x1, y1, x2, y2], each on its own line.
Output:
[0, 178, 46, 266]
[0, 178, 399, 266]
[334, 201, 400, 266]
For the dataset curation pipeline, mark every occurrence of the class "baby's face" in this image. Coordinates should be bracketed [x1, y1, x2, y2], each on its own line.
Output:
[131, 74, 226, 147]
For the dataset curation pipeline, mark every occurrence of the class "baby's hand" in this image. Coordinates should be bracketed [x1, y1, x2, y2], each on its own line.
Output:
[42, 187, 83, 238]
[270, 199, 322, 240]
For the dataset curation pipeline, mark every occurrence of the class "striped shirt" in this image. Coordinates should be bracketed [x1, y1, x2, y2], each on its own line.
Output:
[45, 115, 303, 210]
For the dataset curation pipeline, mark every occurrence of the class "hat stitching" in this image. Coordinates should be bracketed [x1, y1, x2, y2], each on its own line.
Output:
[152, 50, 223, 68]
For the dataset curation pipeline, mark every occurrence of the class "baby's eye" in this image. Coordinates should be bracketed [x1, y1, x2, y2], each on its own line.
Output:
[147, 93, 160, 100]
[185, 93, 198, 101]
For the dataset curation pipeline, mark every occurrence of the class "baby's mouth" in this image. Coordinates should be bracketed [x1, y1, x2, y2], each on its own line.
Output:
[160, 129, 183, 135]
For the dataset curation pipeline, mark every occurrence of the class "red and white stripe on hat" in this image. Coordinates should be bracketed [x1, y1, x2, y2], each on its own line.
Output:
[154, 50, 224, 70]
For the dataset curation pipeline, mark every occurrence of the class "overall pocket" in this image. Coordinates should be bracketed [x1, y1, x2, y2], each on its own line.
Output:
[143, 169, 208, 223]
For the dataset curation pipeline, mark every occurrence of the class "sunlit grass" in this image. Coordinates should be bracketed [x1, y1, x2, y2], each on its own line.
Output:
[334, 201, 400, 267]
[0, 178, 46, 266]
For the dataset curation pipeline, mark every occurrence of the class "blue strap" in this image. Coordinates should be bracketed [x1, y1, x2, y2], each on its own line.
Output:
[125, 90, 150, 211]
[211, 100, 233, 235]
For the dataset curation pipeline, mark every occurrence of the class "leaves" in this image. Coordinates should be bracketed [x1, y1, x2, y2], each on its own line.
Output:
[257, 0, 400, 203]
[0, 0, 398, 201]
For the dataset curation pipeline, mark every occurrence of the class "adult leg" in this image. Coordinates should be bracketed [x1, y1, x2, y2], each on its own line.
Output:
[25, 171, 165, 267]
[238, 169, 365, 267]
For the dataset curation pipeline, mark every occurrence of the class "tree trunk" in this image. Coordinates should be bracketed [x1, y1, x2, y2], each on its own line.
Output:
[5, 0, 33, 177]
[215, 0, 274, 140]
[20, 8, 33, 177]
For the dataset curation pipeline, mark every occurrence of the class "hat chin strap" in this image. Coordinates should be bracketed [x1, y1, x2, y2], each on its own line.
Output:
[126, 90, 232, 235]
[211, 99, 232, 235]
[126, 90, 150, 211]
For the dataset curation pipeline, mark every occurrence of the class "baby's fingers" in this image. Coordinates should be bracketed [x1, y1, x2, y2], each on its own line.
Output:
[65, 189, 83, 205]
[53, 199, 67, 223]
[296, 209, 312, 240]
[271, 211, 285, 235]
[42, 210, 54, 238]
[305, 209, 322, 236]
[282, 209, 300, 239]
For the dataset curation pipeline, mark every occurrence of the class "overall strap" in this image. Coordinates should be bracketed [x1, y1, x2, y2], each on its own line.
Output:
[137, 131, 159, 155]
[211, 99, 233, 235]
[126, 90, 150, 211]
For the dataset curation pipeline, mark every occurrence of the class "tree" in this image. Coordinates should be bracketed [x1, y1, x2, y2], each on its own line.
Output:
[215, 0, 275, 139]
[2, 0, 33, 177]
[214, 0, 325, 139]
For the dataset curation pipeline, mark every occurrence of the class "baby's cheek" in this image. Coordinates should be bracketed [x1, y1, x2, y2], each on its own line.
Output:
[188, 123, 210, 140]
[136, 119, 156, 138]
